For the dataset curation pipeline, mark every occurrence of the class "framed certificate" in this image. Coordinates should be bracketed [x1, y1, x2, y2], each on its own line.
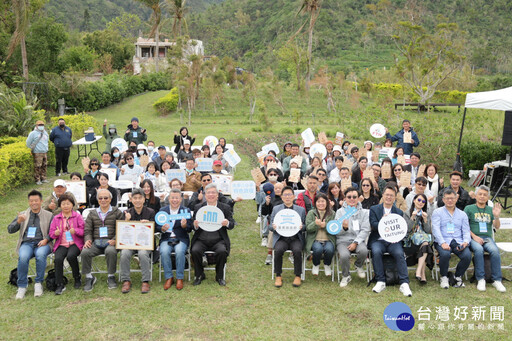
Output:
[65, 180, 87, 204]
[116, 221, 155, 250]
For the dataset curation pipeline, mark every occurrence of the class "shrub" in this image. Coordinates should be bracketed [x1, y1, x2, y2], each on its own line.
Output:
[50, 113, 101, 141]
[153, 87, 179, 115]
[460, 141, 509, 178]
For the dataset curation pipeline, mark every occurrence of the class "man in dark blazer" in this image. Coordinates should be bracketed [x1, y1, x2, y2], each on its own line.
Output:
[369, 186, 412, 297]
[191, 183, 235, 286]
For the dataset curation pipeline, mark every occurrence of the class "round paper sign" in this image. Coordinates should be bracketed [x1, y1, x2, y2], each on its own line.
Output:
[370, 124, 386, 139]
[111, 138, 128, 153]
[155, 211, 169, 225]
[310, 143, 327, 160]
[203, 136, 219, 150]
[274, 209, 302, 237]
[326, 220, 342, 235]
[196, 206, 225, 232]
[378, 213, 407, 243]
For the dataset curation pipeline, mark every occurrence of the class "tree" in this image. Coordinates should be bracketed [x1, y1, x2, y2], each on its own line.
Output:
[7, 0, 30, 81]
[136, 0, 163, 72]
[80, 9, 90, 32]
[241, 71, 257, 122]
[277, 41, 307, 91]
[392, 20, 466, 105]
[166, 0, 188, 39]
[290, 0, 323, 91]
[83, 30, 133, 71]
[106, 13, 143, 38]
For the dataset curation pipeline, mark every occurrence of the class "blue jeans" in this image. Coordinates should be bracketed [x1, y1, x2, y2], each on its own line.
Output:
[17, 241, 51, 288]
[470, 238, 502, 281]
[311, 241, 334, 266]
[435, 241, 472, 278]
[370, 240, 409, 284]
[160, 240, 188, 280]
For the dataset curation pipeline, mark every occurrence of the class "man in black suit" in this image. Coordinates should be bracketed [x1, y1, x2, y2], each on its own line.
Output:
[191, 183, 235, 286]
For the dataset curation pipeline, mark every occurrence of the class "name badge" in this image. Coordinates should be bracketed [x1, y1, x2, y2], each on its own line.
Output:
[132, 131, 138, 138]
[352, 220, 360, 232]
[479, 221, 488, 233]
[99, 226, 108, 238]
[27, 226, 37, 238]
[446, 222, 455, 234]
[65, 231, 73, 242]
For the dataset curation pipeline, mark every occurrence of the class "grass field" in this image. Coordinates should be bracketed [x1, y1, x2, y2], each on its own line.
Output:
[1, 89, 510, 340]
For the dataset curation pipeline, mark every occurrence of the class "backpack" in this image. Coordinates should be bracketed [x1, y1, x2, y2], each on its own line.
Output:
[45, 269, 68, 291]
[469, 254, 493, 284]
[7, 268, 32, 286]
[369, 254, 400, 286]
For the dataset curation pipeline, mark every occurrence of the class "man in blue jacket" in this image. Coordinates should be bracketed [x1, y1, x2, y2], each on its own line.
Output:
[385, 119, 419, 154]
[49, 118, 72, 176]
[369, 186, 412, 297]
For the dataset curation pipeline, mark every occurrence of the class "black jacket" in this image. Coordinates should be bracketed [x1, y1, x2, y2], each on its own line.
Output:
[191, 201, 235, 255]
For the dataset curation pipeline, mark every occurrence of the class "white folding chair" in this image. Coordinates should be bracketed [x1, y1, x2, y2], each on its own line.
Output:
[118, 193, 131, 207]
[336, 252, 371, 283]
[81, 208, 95, 220]
[303, 251, 335, 282]
[494, 218, 512, 271]
[203, 251, 226, 281]
[158, 251, 192, 282]
[118, 251, 153, 282]
[271, 249, 305, 280]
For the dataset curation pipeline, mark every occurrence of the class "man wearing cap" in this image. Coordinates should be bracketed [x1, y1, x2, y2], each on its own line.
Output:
[103, 119, 120, 152]
[153, 145, 167, 169]
[26, 120, 49, 185]
[124, 117, 147, 145]
[212, 160, 228, 175]
[50, 118, 72, 176]
[42, 180, 79, 215]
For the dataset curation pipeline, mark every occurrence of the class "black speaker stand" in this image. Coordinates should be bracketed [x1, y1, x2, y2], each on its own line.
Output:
[492, 146, 512, 211]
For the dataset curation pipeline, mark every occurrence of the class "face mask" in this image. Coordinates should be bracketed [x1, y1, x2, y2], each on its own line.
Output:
[109, 129, 116, 134]
[113, 152, 120, 158]
[59, 123, 65, 128]
[304, 149, 310, 154]
[148, 146, 154, 152]
[268, 175, 278, 182]
[37, 125, 44, 131]
[343, 146, 348, 151]
[185, 168, 194, 174]
[130, 146, 136, 151]
[137, 150, 144, 156]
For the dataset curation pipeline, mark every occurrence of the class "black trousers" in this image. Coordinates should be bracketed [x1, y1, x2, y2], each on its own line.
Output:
[55, 147, 70, 174]
[54, 244, 81, 285]
[274, 236, 303, 277]
[191, 239, 227, 280]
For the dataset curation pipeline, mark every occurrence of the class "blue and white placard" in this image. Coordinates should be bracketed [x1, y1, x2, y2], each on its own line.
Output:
[196, 158, 213, 172]
[274, 209, 302, 237]
[230, 181, 256, 200]
[166, 169, 186, 183]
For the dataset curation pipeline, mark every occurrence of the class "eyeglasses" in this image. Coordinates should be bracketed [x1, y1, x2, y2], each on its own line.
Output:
[268, 174, 278, 176]
[416, 183, 426, 187]
[317, 173, 326, 176]
[362, 184, 371, 187]
[346, 195, 358, 199]
[282, 193, 294, 197]
[98, 197, 110, 200]
[90, 163, 99, 166]
[202, 179, 211, 182]
[416, 198, 426, 203]
[394, 169, 402, 172]
[126, 158, 133, 160]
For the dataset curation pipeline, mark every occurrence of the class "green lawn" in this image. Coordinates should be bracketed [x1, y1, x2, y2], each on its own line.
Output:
[0, 90, 510, 340]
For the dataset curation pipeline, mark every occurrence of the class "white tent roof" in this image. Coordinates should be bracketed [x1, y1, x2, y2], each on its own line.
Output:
[465, 86, 512, 111]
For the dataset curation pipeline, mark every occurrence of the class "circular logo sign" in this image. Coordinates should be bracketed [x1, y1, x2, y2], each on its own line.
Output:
[309, 143, 327, 159]
[274, 209, 302, 237]
[196, 206, 225, 232]
[155, 211, 169, 225]
[111, 138, 128, 153]
[370, 123, 386, 138]
[326, 220, 342, 235]
[203, 136, 219, 150]
[383, 302, 415, 331]
[378, 213, 407, 243]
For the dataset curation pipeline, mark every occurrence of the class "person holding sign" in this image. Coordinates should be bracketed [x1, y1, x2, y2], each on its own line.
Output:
[305, 193, 336, 277]
[120, 188, 156, 294]
[359, 178, 380, 210]
[351, 156, 369, 185]
[465, 186, 506, 292]
[157, 189, 193, 291]
[8, 190, 53, 299]
[335, 187, 370, 287]
[403, 152, 421, 185]
[270, 186, 306, 288]
[432, 189, 471, 289]
[369, 186, 412, 296]
[279, 142, 292, 164]
[282, 144, 308, 174]
[191, 184, 235, 286]
[49, 193, 84, 294]
[188, 173, 233, 210]
[81, 189, 124, 292]
[385, 119, 420, 155]
[328, 156, 345, 184]
[89, 173, 118, 208]
[124, 117, 147, 145]
[100, 152, 120, 179]
[183, 158, 202, 192]
[177, 140, 193, 163]
[43, 179, 78, 215]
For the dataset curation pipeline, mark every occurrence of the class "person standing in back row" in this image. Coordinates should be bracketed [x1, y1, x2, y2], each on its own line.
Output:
[174, 127, 196, 154]
[385, 119, 419, 155]
[50, 118, 72, 176]
[26, 120, 49, 185]
[124, 117, 147, 145]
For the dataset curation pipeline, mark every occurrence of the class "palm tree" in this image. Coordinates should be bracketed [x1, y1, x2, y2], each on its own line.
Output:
[136, 0, 162, 72]
[7, 0, 30, 81]
[290, 0, 323, 91]
[166, 0, 188, 39]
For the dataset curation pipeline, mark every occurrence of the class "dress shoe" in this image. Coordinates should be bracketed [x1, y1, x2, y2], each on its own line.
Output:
[176, 279, 183, 290]
[163, 278, 174, 290]
[217, 278, 226, 286]
[193, 273, 206, 286]
[141, 282, 150, 294]
[274, 276, 283, 288]
[292, 276, 302, 287]
[121, 281, 131, 294]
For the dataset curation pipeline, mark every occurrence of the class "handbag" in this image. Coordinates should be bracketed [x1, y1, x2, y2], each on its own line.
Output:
[404, 220, 431, 247]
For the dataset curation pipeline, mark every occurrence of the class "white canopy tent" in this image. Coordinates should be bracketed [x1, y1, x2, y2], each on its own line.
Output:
[465, 86, 512, 111]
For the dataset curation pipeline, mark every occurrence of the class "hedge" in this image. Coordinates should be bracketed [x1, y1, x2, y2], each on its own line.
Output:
[153, 87, 179, 115]
[460, 140, 509, 178]
[50, 113, 101, 141]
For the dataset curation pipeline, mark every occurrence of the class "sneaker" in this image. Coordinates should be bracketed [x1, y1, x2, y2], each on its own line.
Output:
[324, 264, 332, 277]
[83, 276, 97, 292]
[440, 276, 449, 289]
[74, 276, 82, 289]
[454, 277, 465, 288]
[261, 237, 268, 247]
[15, 287, 27, 300]
[356, 266, 366, 279]
[107, 276, 117, 289]
[36, 181, 43, 185]
[477, 279, 486, 291]
[34, 283, 43, 297]
[340, 276, 352, 287]
[55, 285, 66, 295]
[202, 255, 208, 266]
[312, 265, 320, 276]
[492, 281, 507, 293]
[400, 283, 412, 297]
[265, 254, 272, 265]
[41, 179, 49, 183]
[256, 217, 261, 224]
[288, 254, 294, 265]
[372, 281, 386, 293]
[57, 173, 62, 177]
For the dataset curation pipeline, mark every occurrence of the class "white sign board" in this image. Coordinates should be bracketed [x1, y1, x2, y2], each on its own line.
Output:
[262, 142, 280, 155]
[116, 221, 155, 250]
[211, 174, 233, 194]
[196, 158, 213, 172]
[370, 123, 386, 138]
[223, 148, 241, 167]
[378, 213, 407, 243]
[274, 209, 302, 237]
[301, 128, 315, 145]
[230, 181, 256, 200]
[203, 136, 218, 150]
[310, 143, 327, 159]
[166, 169, 186, 183]
[65, 181, 87, 204]
[100, 168, 118, 185]
[111, 138, 128, 153]
[196, 206, 225, 232]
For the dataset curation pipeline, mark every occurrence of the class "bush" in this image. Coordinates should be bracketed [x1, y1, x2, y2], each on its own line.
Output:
[153, 87, 179, 115]
[50, 113, 101, 141]
[460, 141, 509, 178]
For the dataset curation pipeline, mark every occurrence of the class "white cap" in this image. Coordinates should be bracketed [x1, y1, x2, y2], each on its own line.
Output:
[54, 179, 67, 188]
[333, 145, 342, 153]
[183, 139, 190, 145]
